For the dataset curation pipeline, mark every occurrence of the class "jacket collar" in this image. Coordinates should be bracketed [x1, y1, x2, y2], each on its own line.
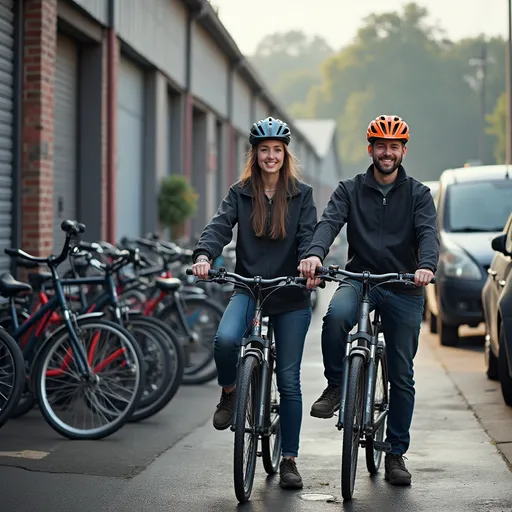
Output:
[239, 178, 302, 198]
[363, 164, 408, 189]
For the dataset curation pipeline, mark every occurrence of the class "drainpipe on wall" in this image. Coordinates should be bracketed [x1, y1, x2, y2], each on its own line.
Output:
[11, 0, 23, 277]
[106, 0, 116, 243]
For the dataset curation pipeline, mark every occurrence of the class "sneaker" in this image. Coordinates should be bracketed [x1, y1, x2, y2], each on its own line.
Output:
[279, 458, 303, 489]
[212, 389, 236, 430]
[385, 454, 412, 485]
[310, 384, 341, 418]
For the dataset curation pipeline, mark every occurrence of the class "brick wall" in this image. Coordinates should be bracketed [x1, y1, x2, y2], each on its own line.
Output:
[21, 0, 57, 255]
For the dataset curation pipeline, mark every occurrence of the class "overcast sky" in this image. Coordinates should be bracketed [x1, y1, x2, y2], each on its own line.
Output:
[211, 0, 507, 54]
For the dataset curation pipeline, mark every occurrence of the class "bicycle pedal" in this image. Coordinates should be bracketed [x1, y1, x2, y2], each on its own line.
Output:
[373, 441, 392, 453]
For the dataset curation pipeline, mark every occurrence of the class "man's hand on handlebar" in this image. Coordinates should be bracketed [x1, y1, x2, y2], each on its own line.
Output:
[298, 256, 323, 289]
[414, 268, 435, 287]
[191, 257, 211, 280]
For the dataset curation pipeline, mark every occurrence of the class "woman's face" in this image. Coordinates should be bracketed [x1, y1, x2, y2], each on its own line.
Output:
[257, 140, 285, 176]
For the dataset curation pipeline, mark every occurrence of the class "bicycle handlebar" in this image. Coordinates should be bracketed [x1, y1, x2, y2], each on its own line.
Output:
[5, 220, 86, 267]
[186, 268, 307, 286]
[315, 265, 436, 284]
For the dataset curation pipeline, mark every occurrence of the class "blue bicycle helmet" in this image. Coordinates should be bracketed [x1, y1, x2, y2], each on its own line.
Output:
[249, 117, 291, 146]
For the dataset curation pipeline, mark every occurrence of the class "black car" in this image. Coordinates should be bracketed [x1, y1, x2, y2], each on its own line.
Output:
[482, 212, 512, 406]
[425, 165, 512, 346]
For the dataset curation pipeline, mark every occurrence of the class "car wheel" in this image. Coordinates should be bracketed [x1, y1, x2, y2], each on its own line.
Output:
[426, 307, 438, 334]
[498, 323, 512, 407]
[484, 333, 499, 380]
[439, 320, 459, 347]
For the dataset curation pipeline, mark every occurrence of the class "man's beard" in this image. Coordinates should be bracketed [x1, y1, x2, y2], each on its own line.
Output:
[373, 154, 402, 175]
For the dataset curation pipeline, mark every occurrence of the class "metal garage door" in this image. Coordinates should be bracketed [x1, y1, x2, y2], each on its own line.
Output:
[53, 34, 78, 252]
[0, 0, 14, 271]
[117, 57, 144, 239]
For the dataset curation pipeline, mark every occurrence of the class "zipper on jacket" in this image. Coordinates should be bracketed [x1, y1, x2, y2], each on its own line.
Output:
[383, 197, 386, 205]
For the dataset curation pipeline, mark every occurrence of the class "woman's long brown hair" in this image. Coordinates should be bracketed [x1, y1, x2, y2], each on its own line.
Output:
[240, 143, 300, 239]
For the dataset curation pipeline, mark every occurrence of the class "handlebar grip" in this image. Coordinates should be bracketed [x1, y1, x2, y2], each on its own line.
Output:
[403, 273, 416, 280]
[5, 248, 20, 258]
[186, 268, 193, 275]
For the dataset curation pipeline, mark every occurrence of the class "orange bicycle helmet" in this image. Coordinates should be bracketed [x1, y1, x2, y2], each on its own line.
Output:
[366, 115, 410, 143]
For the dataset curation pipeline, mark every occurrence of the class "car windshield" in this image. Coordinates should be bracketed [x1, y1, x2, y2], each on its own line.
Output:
[446, 179, 512, 232]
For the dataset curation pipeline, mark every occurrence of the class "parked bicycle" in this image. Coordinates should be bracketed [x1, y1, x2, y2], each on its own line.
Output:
[1, 220, 145, 439]
[187, 267, 307, 503]
[315, 264, 435, 501]
[0, 321, 25, 429]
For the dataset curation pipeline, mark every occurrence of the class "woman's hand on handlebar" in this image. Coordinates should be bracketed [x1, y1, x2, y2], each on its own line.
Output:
[191, 257, 211, 280]
[298, 256, 323, 289]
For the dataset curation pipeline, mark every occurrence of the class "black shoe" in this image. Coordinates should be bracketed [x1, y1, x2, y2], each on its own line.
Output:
[279, 458, 303, 489]
[385, 454, 412, 485]
[310, 384, 341, 418]
[212, 389, 236, 430]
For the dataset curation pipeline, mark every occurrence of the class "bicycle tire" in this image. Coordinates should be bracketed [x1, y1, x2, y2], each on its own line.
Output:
[156, 296, 223, 382]
[33, 318, 144, 440]
[261, 348, 281, 474]
[124, 317, 174, 410]
[126, 315, 184, 422]
[341, 354, 365, 501]
[0, 327, 26, 429]
[233, 354, 260, 503]
[365, 351, 389, 474]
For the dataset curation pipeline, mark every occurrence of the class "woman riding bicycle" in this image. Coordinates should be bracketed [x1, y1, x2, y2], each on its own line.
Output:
[191, 117, 317, 490]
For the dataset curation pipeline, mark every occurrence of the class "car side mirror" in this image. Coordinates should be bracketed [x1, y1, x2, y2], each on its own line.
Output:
[491, 234, 509, 255]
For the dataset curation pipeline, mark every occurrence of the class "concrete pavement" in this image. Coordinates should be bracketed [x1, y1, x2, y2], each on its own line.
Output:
[0, 282, 511, 511]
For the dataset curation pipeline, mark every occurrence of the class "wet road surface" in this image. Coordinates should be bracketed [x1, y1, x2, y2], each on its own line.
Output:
[1, 283, 511, 511]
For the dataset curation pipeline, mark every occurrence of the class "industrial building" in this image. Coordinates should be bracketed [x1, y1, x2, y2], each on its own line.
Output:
[0, 0, 342, 273]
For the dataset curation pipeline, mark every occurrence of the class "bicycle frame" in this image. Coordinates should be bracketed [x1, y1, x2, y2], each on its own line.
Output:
[337, 276, 386, 435]
[8, 271, 91, 376]
[230, 284, 275, 435]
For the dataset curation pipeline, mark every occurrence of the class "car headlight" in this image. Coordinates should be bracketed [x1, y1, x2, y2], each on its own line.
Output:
[440, 238, 482, 280]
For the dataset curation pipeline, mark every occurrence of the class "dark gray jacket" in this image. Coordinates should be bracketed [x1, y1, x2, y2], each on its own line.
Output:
[193, 179, 318, 314]
[306, 165, 439, 295]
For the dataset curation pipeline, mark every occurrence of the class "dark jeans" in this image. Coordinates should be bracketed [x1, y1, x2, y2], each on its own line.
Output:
[321, 279, 424, 455]
[214, 292, 312, 458]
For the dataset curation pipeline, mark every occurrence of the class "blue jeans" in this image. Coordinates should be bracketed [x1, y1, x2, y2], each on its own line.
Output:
[321, 280, 424, 455]
[214, 292, 312, 458]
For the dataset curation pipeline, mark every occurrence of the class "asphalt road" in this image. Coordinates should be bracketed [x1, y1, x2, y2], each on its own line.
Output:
[0, 283, 511, 512]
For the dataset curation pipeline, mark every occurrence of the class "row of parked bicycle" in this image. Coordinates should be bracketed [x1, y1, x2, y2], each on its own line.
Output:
[0, 219, 234, 439]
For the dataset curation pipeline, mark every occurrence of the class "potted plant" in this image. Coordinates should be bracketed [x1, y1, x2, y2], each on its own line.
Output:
[158, 175, 198, 239]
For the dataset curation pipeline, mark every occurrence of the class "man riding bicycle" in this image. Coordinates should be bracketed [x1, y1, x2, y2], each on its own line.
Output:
[299, 114, 440, 486]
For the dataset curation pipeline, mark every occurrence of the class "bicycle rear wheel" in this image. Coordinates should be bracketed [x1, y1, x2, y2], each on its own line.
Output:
[365, 350, 389, 474]
[261, 347, 281, 475]
[233, 354, 260, 503]
[0, 327, 25, 429]
[341, 354, 365, 501]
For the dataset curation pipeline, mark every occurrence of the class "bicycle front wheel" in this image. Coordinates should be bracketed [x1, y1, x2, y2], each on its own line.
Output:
[0, 327, 25, 429]
[341, 354, 365, 501]
[33, 318, 144, 440]
[365, 350, 389, 474]
[233, 354, 260, 503]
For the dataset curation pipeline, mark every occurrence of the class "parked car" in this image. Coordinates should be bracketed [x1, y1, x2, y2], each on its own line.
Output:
[425, 165, 512, 346]
[482, 212, 512, 406]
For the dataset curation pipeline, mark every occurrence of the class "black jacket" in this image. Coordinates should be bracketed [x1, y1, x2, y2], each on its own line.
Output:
[193, 179, 318, 314]
[306, 165, 439, 295]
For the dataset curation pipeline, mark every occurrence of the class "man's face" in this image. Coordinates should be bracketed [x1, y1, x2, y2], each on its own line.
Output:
[368, 139, 407, 175]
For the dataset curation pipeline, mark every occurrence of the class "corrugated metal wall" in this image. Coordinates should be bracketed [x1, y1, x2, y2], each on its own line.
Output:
[191, 24, 229, 117]
[0, 0, 13, 271]
[71, 0, 108, 25]
[116, 0, 187, 89]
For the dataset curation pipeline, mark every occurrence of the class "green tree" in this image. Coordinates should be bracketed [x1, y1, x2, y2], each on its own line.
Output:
[297, 3, 506, 180]
[486, 92, 506, 163]
[250, 31, 334, 110]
